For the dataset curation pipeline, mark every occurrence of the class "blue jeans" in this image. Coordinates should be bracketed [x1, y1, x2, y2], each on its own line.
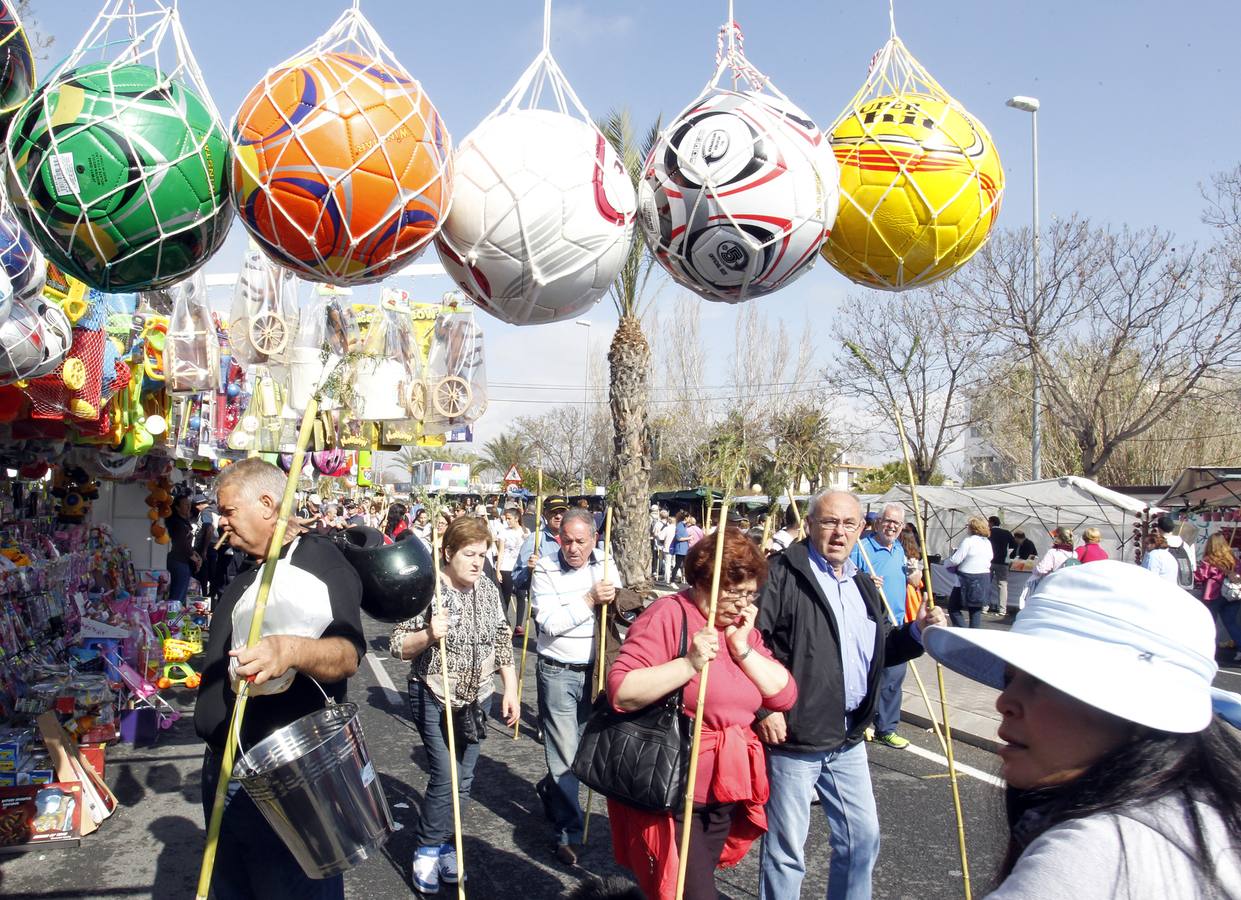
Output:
[168, 559, 192, 604]
[535, 657, 592, 845]
[408, 678, 481, 848]
[874, 662, 906, 735]
[200, 748, 344, 900]
[1220, 601, 1241, 648]
[759, 741, 880, 900]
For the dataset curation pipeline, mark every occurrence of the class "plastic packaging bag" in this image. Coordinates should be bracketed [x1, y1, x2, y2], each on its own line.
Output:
[165, 271, 218, 393]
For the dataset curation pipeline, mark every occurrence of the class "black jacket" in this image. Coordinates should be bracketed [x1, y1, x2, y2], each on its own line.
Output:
[757, 540, 924, 753]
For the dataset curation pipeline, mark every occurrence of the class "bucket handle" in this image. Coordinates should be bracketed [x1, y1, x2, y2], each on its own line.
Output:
[236, 674, 334, 771]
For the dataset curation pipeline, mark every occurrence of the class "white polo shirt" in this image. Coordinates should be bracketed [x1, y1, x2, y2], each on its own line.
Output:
[531, 548, 623, 665]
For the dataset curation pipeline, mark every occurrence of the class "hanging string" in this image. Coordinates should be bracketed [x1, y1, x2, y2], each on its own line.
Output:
[542, 0, 552, 54]
[714, 18, 768, 92]
[889, 0, 897, 37]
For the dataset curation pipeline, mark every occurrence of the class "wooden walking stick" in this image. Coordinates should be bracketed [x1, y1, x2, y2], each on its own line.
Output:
[846, 340, 973, 900]
[674, 501, 730, 900]
[582, 505, 614, 843]
[195, 393, 322, 900]
[854, 539, 948, 756]
[513, 469, 543, 739]
[432, 533, 467, 899]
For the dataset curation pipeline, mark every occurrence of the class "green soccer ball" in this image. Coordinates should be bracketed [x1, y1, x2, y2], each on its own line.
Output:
[4, 62, 231, 291]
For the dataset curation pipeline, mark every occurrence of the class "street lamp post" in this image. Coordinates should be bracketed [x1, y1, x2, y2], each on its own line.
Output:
[1006, 95, 1041, 480]
[575, 319, 591, 495]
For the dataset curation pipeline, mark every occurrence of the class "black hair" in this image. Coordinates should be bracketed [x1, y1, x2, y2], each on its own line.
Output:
[999, 719, 1241, 894]
[562, 876, 644, 900]
[384, 503, 407, 535]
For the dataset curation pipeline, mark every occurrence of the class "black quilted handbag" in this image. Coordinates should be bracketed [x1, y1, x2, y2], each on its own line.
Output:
[571, 605, 691, 812]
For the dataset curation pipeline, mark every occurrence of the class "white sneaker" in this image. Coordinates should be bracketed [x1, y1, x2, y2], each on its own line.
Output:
[438, 843, 464, 884]
[412, 845, 441, 894]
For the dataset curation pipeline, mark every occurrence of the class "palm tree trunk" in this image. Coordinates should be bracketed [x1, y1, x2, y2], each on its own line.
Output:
[608, 314, 652, 594]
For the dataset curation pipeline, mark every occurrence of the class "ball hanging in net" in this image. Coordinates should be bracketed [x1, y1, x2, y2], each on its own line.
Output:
[0, 204, 43, 303]
[0, 2, 34, 116]
[4, 62, 232, 292]
[638, 90, 839, 303]
[823, 92, 1004, 290]
[437, 109, 635, 325]
[231, 52, 452, 285]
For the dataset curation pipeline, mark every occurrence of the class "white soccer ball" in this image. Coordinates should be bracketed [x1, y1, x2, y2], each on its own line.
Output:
[0, 292, 71, 384]
[638, 89, 839, 302]
[436, 109, 636, 325]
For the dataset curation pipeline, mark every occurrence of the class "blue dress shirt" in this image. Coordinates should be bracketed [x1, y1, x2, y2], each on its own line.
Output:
[806, 544, 876, 713]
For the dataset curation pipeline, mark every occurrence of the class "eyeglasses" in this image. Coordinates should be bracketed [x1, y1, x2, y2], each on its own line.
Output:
[879, 518, 903, 528]
[720, 589, 759, 603]
[809, 517, 860, 533]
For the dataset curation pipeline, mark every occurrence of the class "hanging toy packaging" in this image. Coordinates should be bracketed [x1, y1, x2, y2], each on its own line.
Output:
[821, 9, 1004, 290]
[4, 0, 232, 292]
[346, 294, 421, 423]
[227, 247, 299, 369]
[164, 272, 219, 394]
[230, 3, 453, 285]
[422, 297, 487, 434]
[277, 289, 355, 414]
[638, 18, 839, 303]
[436, 0, 635, 326]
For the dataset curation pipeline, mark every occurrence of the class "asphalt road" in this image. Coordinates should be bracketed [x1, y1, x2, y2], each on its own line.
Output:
[0, 612, 1011, 899]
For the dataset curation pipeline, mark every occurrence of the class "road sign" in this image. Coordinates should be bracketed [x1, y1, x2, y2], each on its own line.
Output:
[503, 465, 522, 485]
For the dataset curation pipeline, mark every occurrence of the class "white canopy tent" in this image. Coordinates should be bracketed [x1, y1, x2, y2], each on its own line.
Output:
[1159, 467, 1241, 511]
[878, 476, 1158, 562]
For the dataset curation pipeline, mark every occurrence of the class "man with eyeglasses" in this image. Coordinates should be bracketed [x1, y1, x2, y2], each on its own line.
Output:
[850, 503, 922, 750]
[755, 490, 947, 900]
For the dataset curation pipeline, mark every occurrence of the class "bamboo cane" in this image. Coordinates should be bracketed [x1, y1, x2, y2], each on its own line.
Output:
[845, 340, 973, 900]
[759, 507, 774, 554]
[673, 502, 730, 900]
[195, 394, 320, 900]
[853, 540, 948, 756]
[432, 534, 467, 899]
[582, 505, 614, 843]
[513, 469, 543, 739]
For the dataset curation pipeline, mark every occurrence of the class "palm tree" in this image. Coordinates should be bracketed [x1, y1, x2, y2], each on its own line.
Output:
[477, 433, 529, 481]
[601, 109, 661, 593]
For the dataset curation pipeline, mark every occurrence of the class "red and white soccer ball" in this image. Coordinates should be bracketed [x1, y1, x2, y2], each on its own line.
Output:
[638, 90, 839, 302]
[436, 109, 636, 325]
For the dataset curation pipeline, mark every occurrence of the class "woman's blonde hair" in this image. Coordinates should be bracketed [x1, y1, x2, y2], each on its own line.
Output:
[1083, 527, 1102, 544]
[1204, 533, 1237, 573]
[1052, 526, 1074, 546]
[967, 516, 991, 538]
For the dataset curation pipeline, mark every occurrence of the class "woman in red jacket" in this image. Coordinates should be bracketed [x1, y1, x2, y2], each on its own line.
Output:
[1075, 527, 1109, 563]
[1194, 533, 1237, 608]
[606, 527, 797, 899]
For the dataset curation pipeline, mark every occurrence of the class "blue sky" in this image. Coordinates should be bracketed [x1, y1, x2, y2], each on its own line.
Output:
[25, 1, 1241, 454]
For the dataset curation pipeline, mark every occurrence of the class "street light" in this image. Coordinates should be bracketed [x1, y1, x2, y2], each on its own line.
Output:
[575, 319, 592, 495]
[1006, 95, 1041, 479]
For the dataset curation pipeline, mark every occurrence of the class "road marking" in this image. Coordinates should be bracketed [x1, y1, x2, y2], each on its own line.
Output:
[365, 652, 403, 706]
[905, 743, 1006, 788]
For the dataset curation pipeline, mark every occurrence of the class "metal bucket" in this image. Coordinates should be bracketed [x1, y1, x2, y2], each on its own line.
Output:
[236, 702, 393, 879]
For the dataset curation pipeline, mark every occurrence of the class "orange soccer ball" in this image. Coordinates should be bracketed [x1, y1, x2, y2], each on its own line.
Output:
[231, 52, 452, 284]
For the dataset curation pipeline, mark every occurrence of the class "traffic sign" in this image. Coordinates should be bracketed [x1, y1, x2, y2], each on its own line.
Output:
[503, 465, 522, 484]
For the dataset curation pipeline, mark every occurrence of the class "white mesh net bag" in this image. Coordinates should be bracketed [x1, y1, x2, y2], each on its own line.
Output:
[637, 15, 838, 303]
[435, 0, 636, 326]
[3, 0, 232, 292]
[230, 1, 453, 285]
[821, 8, 1005, 290]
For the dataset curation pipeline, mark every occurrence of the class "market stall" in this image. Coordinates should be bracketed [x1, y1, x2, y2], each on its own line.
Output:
[1159, 467, 1241, 556]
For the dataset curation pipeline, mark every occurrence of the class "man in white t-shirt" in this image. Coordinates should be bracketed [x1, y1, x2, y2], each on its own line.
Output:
[1157, 514, 1197, 589]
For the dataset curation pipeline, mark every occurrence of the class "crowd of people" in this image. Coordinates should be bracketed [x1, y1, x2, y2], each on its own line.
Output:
[189, 460, 1241, 900]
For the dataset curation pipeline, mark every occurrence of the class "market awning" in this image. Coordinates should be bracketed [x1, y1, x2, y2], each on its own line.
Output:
[1158, 467, 1241, 510]
[879, 476, 1158, 559]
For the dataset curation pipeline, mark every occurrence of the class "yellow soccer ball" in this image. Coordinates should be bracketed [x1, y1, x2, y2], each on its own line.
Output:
[823, 93, 1004, 290]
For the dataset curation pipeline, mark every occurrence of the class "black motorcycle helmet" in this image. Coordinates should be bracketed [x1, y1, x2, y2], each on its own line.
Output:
[335, 526, 435, 623]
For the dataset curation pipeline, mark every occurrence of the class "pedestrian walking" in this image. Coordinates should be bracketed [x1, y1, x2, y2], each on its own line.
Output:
[606, 527, 796, 899]
[390, 516, 518, 894]
[754, 490, 946, 900]
[944, 517, 993, 629]
[671, 510, 690, 584]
